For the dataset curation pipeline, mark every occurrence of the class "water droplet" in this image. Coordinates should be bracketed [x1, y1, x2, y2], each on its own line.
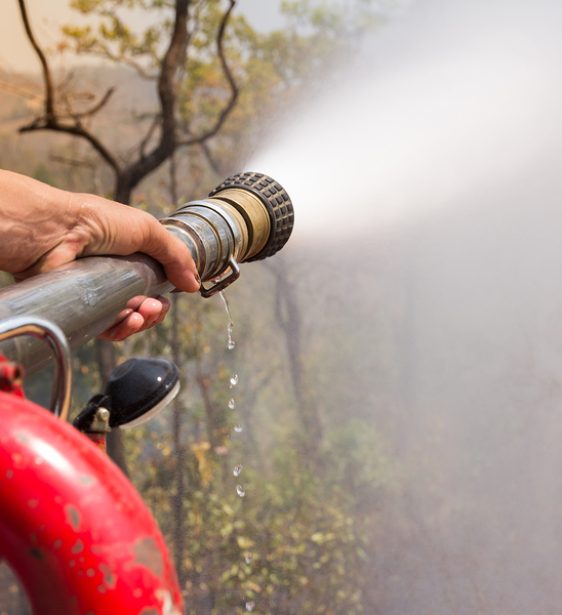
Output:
[228, 398, 236, 410]
[229, 373, 239, 388]
[245, 600, 255, 612]
[233, 464, 243, 477]
[219, 292, 236, 350]
[234, 424, 243, 433]
[226, 322, 235, 350]
[236, 484, 246, 498]
[244, 553, 253, 565]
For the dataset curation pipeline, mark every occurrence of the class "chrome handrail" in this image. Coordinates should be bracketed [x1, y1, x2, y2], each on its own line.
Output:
[0, 316, 72, 421]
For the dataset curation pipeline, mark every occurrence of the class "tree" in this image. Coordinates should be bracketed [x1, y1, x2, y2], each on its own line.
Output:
[9, 1, 388, 611]
[17, 0, 239, 204]
[17, 0, 241, 470]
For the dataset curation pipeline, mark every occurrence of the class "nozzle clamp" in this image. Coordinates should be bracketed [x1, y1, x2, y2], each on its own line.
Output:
[199, 256, 241, 298]
[162, 171, 294, 298]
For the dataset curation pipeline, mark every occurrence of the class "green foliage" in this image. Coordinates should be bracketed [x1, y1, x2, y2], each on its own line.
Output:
[130, 416, 381, 614]
[61, 0, 185, 100]
[117, 277, 390, 613]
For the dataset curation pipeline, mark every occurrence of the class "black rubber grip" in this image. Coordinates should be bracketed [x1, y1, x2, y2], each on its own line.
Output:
[209, 171, 294, 261]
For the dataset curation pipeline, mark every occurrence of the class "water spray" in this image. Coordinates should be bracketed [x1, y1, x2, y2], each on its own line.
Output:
[0, 171, 294, 373]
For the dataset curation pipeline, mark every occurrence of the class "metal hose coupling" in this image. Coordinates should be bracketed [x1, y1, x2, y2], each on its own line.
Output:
[162, 171, 294, 297]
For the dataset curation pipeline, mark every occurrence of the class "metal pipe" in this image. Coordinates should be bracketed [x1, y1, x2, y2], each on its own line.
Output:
[0, 172, 294, 373]
[0, 254, 169, 373]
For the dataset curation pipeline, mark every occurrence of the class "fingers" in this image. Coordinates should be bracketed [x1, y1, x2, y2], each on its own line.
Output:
[76, 195, 201, 293]
[1, 175, 201, 296]
[139, 218, 201, 293]
[100, 296, 171, 341]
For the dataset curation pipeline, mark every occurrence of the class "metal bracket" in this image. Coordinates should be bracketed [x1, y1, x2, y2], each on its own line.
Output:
[0, 316, 72, 422]
[199, 256, 241, 298]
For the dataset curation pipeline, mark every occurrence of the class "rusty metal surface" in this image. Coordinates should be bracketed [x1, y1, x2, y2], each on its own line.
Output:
[0, 392, 182, 614]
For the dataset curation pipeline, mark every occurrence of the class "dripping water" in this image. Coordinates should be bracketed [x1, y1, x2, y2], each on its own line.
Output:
[219, 291, 236, 351]
[219, 291, 256, 608]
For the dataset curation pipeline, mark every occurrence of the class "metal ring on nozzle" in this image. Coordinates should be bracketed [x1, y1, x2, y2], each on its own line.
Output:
[209, 171, 295, 261]
[162, 171, 295, 297]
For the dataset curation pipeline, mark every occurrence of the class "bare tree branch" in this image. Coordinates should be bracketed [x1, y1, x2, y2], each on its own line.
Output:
[17, 0, 238, 203]
[72, 87, 116, 119]
[91, 41, 158, 80]
[116, 0, 190, 198]
[138, 114, 161, 159]
[19, 119, 121, 175]
[17, 0, 54, 121]
[199, 141, 222, 175]
[17, 0, 121, 177]
[57, 86, 115, 122]
[178, 0, 239, 147]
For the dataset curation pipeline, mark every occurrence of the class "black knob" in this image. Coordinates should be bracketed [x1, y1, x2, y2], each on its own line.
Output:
[73, 358, 180, 432]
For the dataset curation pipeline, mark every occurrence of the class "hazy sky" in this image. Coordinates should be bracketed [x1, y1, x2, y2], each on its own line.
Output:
[0, 0, 282, 72]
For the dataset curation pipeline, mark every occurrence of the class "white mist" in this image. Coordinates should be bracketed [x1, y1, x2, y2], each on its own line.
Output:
[247, 1, 562, 612]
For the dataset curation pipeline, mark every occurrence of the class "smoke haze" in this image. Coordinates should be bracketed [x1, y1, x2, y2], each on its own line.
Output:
[250, 1, 562, 612]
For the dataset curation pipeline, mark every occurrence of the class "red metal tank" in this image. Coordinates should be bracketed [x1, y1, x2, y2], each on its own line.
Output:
[0, 391, 183, 615]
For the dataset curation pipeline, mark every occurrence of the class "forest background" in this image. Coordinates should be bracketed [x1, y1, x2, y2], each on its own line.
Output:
[0, 1, 390, 613]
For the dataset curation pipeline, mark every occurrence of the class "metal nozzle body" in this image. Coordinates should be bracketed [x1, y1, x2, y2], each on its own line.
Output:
[0, 172, 293, 373]
[162, 170, 294, 286]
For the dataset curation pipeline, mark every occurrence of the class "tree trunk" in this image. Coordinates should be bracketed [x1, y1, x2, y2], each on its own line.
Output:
[95, 338, 129, 475]
[272, 261, 323, 462]
[170, 295, 187, 591]
[93, 178, 134, 474]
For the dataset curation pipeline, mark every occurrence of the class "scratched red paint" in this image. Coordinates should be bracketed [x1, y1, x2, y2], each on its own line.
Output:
[0, 392, 183, 614]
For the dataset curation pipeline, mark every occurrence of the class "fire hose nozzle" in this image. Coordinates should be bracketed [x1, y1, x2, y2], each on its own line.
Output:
[162, 171, 294, 296]
[0, 171, 294, 373]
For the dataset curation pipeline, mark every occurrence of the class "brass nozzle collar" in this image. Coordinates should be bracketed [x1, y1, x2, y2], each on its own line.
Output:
[209, 171, 294, 261]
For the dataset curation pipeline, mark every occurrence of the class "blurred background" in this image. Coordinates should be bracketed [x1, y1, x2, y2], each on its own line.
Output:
[2, 1, 562, 613]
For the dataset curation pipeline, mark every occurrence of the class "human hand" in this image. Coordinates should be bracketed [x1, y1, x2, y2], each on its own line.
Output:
[99, 295, 172, 341]
[0, 170, 200, 339]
